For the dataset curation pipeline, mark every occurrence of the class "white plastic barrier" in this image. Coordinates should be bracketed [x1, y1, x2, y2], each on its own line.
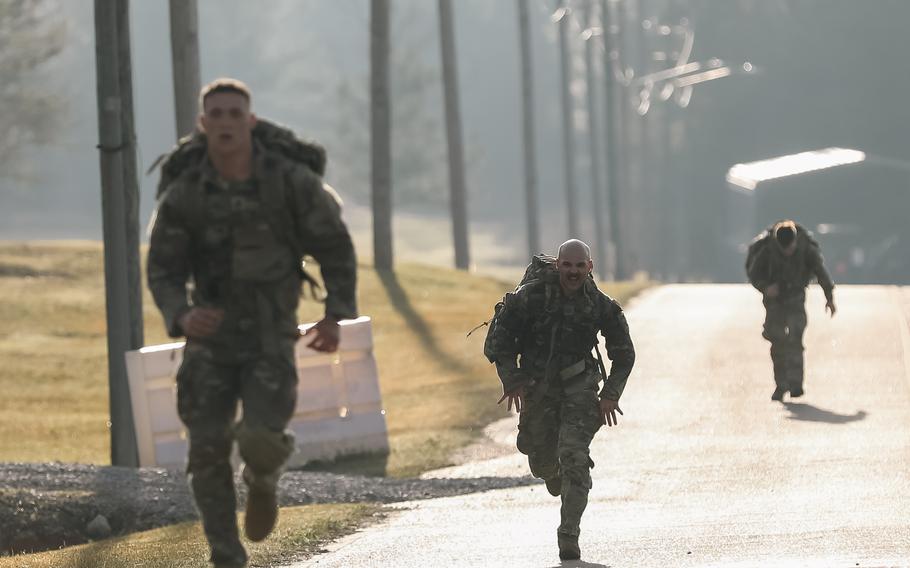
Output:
[124, 316, 388, 468]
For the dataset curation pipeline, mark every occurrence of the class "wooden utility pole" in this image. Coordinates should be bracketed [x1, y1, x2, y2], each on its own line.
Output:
[169, 0, 201, 139]
[556, 0, 579, 237]
[93, 0, 141, 467]
[583, 0, 609, 280]
[116, 0, 143, 355]
[370, 0, 393, 270]
[517, 0, 541, 258]
[601, 0, 626, 279]
[438, 0, 470, 270]
[619, 0, 649, 275]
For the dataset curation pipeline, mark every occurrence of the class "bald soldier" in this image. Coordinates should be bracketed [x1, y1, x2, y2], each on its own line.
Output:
[485, 240, 635, 560]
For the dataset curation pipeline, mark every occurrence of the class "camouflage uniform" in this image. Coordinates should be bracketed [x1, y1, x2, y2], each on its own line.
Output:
[746, 223, 834, 394]
[147, 138, 357, 566]
[487, 274, 634, 539]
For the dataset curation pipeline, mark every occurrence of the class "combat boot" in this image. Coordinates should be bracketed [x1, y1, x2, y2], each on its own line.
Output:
[209, 536, 247, 568]
[242, 466, 279, 542]
[771, 386, 787, 401]
[558, 532, 580, 560]
[789, 386, 804, 398]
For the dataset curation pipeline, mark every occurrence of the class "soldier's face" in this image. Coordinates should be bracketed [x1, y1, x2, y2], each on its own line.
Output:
[557, 250, 592, 293]
[199, 92, 256, 155]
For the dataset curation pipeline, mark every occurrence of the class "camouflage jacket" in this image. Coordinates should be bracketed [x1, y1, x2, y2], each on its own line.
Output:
[488, 275, 635, 401]
[147, 140, 357, 349]
[746, 224, 834, 303]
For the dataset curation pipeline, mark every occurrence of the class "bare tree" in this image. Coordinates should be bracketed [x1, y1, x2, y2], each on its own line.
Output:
[438, 0, 470, 270]
[0, 0, 66, 174]
[516, 0, 541, 257]
[371, 0, 393, 270]
[333, 3, 450, 209]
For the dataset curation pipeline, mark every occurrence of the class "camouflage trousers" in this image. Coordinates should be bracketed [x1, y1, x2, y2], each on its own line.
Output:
[517, 371, 601, 537]
[762, 298, 807, 391]
[176, 338, 298, 566]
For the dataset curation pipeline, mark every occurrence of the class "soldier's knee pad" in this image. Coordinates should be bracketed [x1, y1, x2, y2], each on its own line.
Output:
[235, 423, 295, 474]
[528, 455, 559, 480]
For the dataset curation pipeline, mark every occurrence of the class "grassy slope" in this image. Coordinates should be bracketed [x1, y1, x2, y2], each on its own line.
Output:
[0, 241, 649, 565]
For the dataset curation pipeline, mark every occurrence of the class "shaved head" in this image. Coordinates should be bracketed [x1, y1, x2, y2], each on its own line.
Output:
[557, 239, 591, 261]
[556, 239, 593, 294]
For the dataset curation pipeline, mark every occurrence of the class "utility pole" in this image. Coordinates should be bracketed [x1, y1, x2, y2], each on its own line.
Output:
[93, 0, 141, 467]
[626, 0, 646, 276]
[169, 0, 201, 139]
[370, 0, 393, 270]
[116, 0, 143, 356]
[556, 0, 579, 237]
[438, 0, 470, 270]
[601, 0, 626, 279]
[517, 0, 541, 258]
[583, 0, 609, 280]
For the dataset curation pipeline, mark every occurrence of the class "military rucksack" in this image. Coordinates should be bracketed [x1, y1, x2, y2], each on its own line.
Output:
[149, 118, 328, 296]
[150, 118, 327, 199]
[744, 230, 771, 278]
[745, 221, 819, 280]
[475, 254, 609, 386]
[469, 254, 558, 362]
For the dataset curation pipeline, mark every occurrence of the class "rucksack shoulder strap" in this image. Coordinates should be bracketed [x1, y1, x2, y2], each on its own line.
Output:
[256, 148, 324, 298]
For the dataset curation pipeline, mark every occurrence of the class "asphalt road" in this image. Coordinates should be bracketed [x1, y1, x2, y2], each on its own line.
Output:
[295, 285, 910, 568]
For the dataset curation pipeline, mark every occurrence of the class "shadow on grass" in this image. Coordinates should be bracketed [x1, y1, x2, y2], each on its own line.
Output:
[376, 269, 473, 375]
[783, 402, 867, 424]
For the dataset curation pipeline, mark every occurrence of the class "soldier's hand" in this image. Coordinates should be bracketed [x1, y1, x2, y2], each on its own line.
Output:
[178, 307, 224, 339]
[764, 283, 780, 299]
[600, 398, 623, 427]
[304, 316, 341, 353]
[825, 299, 837, 317]
[497, 386, 525, 413]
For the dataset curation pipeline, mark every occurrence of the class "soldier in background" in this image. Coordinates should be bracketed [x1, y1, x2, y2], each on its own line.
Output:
[147, 78, 357, 568]
[485, 239, 635, 561]
[746, 219, 835, 402]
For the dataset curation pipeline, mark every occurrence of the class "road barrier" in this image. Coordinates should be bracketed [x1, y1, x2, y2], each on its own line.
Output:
[124, 316, 388, 468]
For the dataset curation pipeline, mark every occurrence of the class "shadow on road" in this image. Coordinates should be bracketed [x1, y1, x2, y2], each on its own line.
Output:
[783, 402, 867, 424]
[548, 561, 609, 568]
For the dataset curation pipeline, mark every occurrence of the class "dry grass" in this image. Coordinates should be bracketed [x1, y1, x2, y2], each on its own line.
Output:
[0, 242, 171, 463]
[0, 503, 380, 568]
